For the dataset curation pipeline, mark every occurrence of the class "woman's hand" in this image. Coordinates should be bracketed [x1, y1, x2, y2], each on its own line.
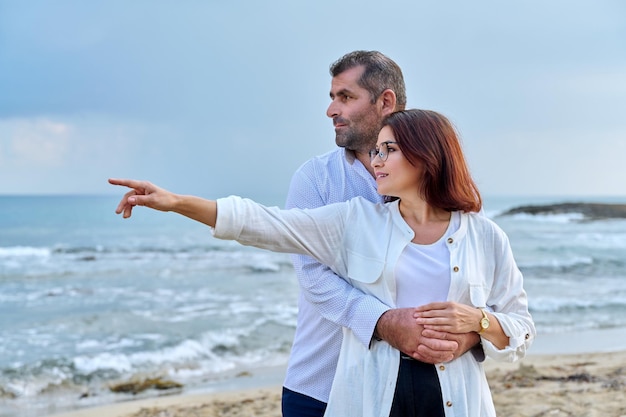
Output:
[413, 301, 482, 334]
[109, 178, 179, 219]
[109, 178, 217, 227]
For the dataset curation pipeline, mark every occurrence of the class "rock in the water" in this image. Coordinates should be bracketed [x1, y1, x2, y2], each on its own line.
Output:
[501, 202, 626, 220]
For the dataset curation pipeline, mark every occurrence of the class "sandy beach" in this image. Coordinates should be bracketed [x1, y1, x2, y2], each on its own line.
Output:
[46, 346, 626, 417]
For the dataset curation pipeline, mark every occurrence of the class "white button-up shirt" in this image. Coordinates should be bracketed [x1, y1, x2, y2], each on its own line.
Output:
[213, 195, 535, 417]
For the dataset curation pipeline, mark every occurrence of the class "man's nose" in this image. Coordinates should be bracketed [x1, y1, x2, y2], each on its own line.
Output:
[326, 100, 339, 118]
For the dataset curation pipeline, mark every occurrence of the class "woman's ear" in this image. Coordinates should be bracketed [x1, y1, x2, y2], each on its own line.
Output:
[379, 89, 397, 116]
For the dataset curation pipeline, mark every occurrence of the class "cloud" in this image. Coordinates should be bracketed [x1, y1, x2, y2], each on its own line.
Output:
[0, 115, 166, 194]
[0, 118, 72, 167]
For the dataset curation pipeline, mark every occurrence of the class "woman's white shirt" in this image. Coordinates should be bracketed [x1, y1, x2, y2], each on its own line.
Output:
[213, 196, 535, 417]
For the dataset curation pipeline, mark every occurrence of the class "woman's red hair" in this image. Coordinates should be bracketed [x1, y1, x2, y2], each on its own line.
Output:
[382, 109, 482, 212]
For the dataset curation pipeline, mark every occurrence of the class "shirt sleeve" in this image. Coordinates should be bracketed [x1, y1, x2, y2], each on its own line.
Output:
[482, 224, 536, 362]
[285, 166, 390, 348]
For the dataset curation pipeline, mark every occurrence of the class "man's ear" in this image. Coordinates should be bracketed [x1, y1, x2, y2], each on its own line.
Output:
[379, 89, 397, 116]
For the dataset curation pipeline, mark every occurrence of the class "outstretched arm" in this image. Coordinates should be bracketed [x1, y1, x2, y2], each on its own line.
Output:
[111, 178, 482, 362]
[108, 178, 217, 227]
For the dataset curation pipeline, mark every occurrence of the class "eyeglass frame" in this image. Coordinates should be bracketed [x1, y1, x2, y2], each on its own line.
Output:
[368, 141, 398, 162]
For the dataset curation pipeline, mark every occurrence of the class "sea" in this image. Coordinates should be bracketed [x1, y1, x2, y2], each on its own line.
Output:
[1, 194, 626, 417]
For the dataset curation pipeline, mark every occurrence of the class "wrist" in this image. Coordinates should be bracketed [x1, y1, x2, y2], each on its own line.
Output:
[477, 308, 490, 334]
[373, 310, 390, 341]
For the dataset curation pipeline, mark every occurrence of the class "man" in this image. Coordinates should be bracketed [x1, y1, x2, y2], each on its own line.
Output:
[282, 51, 481, 416]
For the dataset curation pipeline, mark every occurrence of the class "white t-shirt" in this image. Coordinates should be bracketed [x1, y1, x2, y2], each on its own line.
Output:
[395, 211, 460, 308]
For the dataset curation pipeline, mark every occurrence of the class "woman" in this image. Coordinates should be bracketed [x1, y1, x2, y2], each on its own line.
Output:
[110, 109, 535, 417]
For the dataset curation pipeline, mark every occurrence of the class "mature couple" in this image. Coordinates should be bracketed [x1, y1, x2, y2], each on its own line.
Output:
[111, 51, 535, 417]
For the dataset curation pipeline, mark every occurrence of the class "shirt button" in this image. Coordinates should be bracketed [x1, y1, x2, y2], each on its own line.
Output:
[447, 237, 454, 244]
[525, 333, 530, 340]
[453, 266, 459, 272]
[439, 365, 446, 371]
[446, 401, 453, 407]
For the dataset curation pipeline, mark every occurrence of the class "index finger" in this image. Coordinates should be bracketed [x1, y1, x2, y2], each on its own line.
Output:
[108, 178, 146, 189]
[414, 302, 449, 312]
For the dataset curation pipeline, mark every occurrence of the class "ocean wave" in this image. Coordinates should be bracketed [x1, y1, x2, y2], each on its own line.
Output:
[0, 246, 51, 258]
[0, 324, 291, 400]
[535, 320, 626, 334]
[0, 243, 291, 263]
[71, 336, 232, 376]
[519, 255, 595, 271]
[521, 262, 626, 281]
[529, 296, 626, 313]
[0, 242, 245, 259]
[0, 244, 293, 283]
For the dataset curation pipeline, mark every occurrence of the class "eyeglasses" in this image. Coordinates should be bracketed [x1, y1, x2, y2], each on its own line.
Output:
[369, 141, 397, 162]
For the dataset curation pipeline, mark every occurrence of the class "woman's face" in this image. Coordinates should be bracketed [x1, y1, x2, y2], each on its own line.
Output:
[370, 126, 423, 199]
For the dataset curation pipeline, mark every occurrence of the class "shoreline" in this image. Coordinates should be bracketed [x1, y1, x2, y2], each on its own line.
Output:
[43, 349, 626, 417]
[38, 327, 626, 417]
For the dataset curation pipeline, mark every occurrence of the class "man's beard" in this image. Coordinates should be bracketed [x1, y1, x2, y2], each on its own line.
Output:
[335, 122, 380, 153]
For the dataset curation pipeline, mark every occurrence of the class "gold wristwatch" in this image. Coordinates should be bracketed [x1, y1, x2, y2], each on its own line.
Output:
[478, 308, 490, 334]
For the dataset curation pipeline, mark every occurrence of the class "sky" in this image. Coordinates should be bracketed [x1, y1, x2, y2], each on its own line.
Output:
[1, 0, 625, 201]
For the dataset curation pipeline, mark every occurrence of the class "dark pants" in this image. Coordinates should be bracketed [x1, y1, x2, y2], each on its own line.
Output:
[282, 355, 444, 417]
[389, 354, 445, 417]
[282, 386, 327, 417]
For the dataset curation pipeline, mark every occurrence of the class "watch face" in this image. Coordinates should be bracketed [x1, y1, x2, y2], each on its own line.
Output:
[480, 318, 490, 329]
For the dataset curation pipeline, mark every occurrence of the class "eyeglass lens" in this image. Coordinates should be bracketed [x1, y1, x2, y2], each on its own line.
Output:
[369, 142, 390, 161]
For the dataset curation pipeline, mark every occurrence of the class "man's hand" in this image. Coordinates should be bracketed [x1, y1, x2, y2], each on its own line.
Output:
[420, 328, 481, 361]
[375, 308, 457, 363]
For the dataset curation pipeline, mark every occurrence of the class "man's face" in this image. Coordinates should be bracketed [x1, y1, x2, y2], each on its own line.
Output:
[326, 66, 384, 154]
